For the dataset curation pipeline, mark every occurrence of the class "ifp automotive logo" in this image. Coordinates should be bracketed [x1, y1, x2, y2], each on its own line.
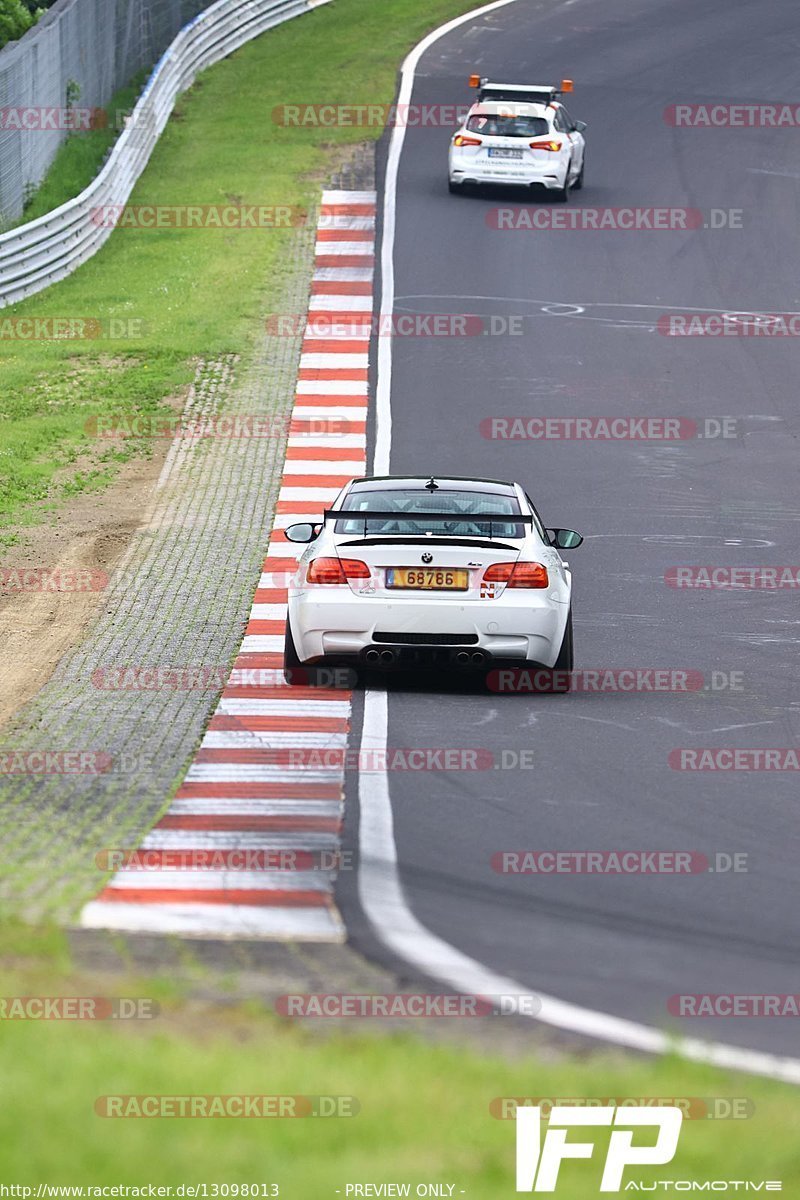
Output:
[514, 1105, 782, 1192]
[515, 1104, 683, 1192]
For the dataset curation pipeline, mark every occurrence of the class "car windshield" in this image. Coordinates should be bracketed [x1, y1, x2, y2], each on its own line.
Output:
[466, 114, 549, 138]
[335, 488, 525, 538]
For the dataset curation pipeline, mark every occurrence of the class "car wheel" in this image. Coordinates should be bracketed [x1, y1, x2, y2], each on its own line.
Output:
[573, 156, 584, 191]
[555, 164, 571, 203]
[283, 616, 303, 684]
[529, 610, 573, 692]
[448, 179, 463, 194]
[554, 608, 574, 673]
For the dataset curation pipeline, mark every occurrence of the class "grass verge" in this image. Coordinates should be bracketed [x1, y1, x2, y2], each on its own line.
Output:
[0, 0, 482, 546]
[0, 923, 798, 1192]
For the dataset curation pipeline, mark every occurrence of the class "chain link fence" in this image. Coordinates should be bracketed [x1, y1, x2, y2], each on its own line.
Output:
[0, 0, 327, 303]
[0, 0, 242, 226]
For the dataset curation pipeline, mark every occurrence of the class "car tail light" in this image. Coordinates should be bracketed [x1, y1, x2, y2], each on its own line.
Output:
[529, 139, 562, 152]
[453, 134, 482, 147]
[307, 557, 370, 584]
[483, 562, 549, 588]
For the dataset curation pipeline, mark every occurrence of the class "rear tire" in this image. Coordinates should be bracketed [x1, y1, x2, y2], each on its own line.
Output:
[554, 609, 574, 673]
[448, 179, 463, 194]
[283, 616, 303, 684]
[554, 164, 572, 202]
[531, 611, 573, 692]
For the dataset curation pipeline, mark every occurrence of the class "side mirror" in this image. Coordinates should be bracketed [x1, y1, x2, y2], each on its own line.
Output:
[547, 528, 583, 550]
[573, 120, 587, 133]
[285, 522, 319, 544]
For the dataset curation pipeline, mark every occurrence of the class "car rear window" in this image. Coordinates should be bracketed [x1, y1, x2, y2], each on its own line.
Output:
[466, 114, 549, 138]
[336, 488, 525, 538]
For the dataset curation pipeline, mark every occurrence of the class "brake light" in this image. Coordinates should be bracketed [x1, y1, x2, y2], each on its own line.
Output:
[483, 562, 549, 588]
[453, 134, 482, 147]
[529, 139, 562, 152]
[307, 557, 370, 584]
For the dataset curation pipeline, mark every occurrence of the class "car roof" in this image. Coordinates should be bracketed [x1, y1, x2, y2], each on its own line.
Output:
[469, 101, 552, 118]
[348, 476, 519, 496]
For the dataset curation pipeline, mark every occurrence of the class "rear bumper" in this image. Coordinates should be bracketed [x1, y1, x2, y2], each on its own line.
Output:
[449, 152, 568, 189]
[289, 589, 568, 667]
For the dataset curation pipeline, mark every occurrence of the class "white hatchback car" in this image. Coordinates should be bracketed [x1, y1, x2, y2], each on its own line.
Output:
[448, 78, 586, 198]
[283, 476, 581, 679]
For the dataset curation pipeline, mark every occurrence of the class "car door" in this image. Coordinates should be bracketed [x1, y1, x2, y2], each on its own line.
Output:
[558, 104, 585, 173]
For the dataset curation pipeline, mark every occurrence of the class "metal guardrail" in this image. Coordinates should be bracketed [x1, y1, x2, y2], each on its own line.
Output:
[0, 0, 330, 308]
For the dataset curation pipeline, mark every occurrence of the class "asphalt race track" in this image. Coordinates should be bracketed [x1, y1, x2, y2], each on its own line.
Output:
[342, 0, 800, 1060]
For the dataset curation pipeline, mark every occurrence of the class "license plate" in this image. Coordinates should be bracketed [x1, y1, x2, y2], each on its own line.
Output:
[488, 147, 523, 160]
[386, 567, 469, 591]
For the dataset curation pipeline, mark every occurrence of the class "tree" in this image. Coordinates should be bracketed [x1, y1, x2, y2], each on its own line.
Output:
[0, 0, 37, 48]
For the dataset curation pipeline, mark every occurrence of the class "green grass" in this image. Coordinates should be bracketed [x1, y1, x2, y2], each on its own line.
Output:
[0, 0, 484, 547]
[0, 922, 799, 1192]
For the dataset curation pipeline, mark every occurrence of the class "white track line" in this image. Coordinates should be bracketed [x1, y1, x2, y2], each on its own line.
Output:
[296, 380, 369, 395]
[81, 902, 343, 939]
[359, 0, 800, 1086]
[142, 831, 340, 850]
[200, 732, 348, 749]
[313, 268, 374, 282]
[107, 870, 330, 891]
[169, 799, 343, 817]
[217, 699, 351, 716]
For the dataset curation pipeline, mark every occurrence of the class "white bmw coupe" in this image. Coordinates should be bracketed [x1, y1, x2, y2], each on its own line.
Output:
[283, 475, 581, 680]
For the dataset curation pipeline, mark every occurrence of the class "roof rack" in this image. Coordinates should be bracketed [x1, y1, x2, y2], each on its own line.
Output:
[468, 76, 574, 105]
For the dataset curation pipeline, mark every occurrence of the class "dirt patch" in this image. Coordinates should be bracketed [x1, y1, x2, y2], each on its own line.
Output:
[0, 446, 171, 732]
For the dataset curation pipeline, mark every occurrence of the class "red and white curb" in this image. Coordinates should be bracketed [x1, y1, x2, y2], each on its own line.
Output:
[81, 189, 375, 940]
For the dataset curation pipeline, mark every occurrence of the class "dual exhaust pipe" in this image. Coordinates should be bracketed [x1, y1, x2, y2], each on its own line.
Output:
[364, 647, 487, 667]
[455, 650, 487, 667]
[365, 648, 396, 665]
